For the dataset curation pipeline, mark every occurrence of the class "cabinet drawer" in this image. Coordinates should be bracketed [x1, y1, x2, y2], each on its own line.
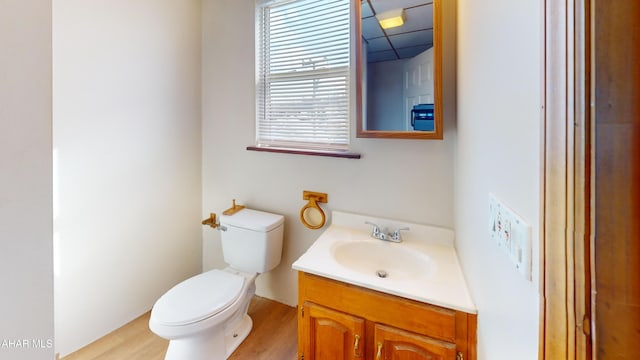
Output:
[299, 272, 457, 342]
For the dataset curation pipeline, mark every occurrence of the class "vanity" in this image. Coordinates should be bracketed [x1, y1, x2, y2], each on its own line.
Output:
[292, 211, 477, 360]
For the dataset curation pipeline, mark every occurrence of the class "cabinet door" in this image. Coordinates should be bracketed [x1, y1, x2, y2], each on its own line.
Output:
[374, 323, 457, 360]
[301, 302, 365, 360]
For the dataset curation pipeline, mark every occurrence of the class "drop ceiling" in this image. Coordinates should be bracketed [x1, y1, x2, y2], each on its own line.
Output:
[361, 0, 434, 63]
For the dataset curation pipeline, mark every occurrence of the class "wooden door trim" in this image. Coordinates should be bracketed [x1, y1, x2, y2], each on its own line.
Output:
[542, 0, 592, 358]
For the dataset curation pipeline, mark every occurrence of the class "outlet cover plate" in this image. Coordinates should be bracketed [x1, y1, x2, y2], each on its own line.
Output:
[488, 193, 532, 281]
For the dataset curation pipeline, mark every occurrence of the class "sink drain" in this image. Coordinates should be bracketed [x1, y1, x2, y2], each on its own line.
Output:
[376, 270, 388, 278]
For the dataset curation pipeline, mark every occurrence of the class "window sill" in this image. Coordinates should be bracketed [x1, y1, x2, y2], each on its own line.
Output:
[246, 146, 361, 159]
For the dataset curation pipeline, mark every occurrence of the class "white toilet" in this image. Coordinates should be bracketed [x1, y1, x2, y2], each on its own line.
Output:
[149, 208, 284, 360]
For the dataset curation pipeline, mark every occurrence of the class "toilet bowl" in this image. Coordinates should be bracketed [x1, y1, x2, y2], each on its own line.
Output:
[149, 268, 257, 360]
[149, 208, 284, 360]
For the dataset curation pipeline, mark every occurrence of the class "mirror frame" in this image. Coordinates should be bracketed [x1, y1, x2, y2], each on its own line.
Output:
[355, 0, 443, 140]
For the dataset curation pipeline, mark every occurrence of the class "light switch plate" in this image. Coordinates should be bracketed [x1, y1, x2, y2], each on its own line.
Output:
[488, 193, 532, 281]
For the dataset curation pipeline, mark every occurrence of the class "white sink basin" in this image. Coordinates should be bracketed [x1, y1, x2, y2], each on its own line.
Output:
[331, 240, 433, 280]
[292, 211, 477, 314]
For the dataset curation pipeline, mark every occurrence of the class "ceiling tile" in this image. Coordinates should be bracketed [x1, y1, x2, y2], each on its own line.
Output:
[361, 1, 374, 17]
[388, 29, 433, 50]
[367, 50, 398, 63]
[362, 16, 385, 40]
[366, 36, 393, 52]
[396, 45, 432, 59]
[368, 0, 432, 14]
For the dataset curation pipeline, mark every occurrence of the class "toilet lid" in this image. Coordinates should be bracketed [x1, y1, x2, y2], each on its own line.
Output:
[151, 269, 245, 326]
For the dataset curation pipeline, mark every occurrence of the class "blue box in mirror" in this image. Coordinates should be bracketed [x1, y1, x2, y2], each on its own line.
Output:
[411, 104, 435, 131]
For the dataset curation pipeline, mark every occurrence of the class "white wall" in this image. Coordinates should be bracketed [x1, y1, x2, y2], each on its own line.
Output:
[202, 0, 456, 307]
[53, 1, 202, 356]
[0, 1, 54, 359]
[455, 0, 543, 359]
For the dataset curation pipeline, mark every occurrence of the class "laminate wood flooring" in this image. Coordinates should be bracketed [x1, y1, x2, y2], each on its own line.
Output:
[62, 296, 297, 360]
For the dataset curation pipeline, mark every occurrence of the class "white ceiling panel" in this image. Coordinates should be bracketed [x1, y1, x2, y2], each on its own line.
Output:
[361, 0, 433, 63]
[366, 36, 393, 52]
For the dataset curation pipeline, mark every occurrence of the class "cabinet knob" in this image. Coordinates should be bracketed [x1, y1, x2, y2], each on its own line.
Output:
[353, 334, 361, 355]
[376, 342, 383, 360]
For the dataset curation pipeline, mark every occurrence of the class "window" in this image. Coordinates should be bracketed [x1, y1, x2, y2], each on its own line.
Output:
[255, 0, 352, 154]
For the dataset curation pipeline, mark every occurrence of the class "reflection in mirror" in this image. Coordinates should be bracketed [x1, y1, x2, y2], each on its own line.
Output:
[356, 0, 443, 139]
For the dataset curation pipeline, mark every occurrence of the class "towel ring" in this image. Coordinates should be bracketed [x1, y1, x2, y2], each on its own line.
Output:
[299, 191, 328, 229]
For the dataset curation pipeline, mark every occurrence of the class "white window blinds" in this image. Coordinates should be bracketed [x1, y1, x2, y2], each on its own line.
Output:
[256, 0, 351, 152]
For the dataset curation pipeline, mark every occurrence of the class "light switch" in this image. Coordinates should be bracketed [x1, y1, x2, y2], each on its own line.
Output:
[488, 193, 532, 281]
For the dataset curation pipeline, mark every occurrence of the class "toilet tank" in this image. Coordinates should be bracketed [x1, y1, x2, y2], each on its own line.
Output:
[219, 208, 284, 273]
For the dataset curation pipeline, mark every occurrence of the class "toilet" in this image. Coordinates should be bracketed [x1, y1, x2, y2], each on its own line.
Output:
[149, 208, 284, 360]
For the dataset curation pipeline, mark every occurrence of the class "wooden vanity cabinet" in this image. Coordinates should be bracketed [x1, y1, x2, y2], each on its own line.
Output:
[297, 272, 477, 360]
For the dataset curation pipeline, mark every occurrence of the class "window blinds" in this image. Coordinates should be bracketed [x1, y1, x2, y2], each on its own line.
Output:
[256, 0, 351, 152]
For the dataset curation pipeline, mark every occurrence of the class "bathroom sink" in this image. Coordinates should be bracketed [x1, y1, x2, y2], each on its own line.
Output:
[292, 211, 476, 313]
[331, 241, 433, 280]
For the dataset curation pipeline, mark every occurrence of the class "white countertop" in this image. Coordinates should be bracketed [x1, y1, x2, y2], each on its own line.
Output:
[292, 211, 477, 314]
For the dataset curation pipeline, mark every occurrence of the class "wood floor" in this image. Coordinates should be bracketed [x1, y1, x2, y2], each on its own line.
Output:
[62, 296, 298, 360]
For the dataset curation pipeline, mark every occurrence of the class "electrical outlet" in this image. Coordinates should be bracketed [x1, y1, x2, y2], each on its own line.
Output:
[488, 193, 532, 281]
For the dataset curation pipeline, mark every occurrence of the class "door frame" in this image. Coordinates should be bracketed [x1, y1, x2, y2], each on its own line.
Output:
[542, 0, 593, 358]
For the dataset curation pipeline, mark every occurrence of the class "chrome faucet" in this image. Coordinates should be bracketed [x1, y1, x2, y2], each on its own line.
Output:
[365, 221, 409, 243]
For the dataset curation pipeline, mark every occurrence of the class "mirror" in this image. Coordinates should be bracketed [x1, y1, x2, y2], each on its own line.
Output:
[356, 0, 443, 139]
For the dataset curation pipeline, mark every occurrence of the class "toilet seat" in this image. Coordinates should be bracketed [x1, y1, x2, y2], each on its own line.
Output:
[151, 269, 245, 326]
